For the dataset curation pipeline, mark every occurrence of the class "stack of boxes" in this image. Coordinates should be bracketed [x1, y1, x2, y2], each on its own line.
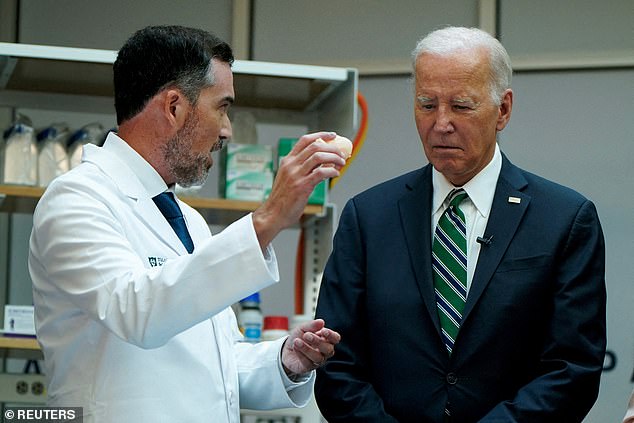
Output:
[220, 138, 328, 206]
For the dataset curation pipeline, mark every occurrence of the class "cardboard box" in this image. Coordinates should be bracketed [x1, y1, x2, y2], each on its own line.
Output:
[220, 143, 274, 201]
[277, 138, 328, 206]
[222, 143, 273, 172]
[223, 170, 274, 202]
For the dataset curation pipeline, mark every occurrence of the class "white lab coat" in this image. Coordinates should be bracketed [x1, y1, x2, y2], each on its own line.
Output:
[28, 133, 313, 423]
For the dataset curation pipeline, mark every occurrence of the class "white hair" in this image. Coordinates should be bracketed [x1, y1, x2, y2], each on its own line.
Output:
[411, 26, 512, 105]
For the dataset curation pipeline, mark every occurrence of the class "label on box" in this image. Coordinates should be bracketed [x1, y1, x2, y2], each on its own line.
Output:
[4, 305, 35, 336]
[224, 143, 273, 172]
[224, 170, 273, 202]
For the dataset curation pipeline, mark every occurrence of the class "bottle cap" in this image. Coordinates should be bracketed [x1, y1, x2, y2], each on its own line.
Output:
[263, 316, 288, 331]
[240, 292, 260, 303]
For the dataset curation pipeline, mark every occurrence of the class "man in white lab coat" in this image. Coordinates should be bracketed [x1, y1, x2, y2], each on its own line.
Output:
[28, 25, 342, 422]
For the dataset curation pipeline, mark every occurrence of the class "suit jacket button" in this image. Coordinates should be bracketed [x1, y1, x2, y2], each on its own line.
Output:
[446, 372, 458, 385]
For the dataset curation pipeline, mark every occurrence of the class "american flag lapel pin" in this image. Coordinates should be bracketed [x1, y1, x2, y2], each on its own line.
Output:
[508, 196, 521, 204]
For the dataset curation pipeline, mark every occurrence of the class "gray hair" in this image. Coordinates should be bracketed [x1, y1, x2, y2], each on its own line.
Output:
[411, 26, 512, 105]
[165, 60, 215, 107]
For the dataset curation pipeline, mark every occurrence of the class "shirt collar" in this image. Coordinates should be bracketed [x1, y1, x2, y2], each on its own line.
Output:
[432, 143, 502, 217]
[103, 132, 169, 198]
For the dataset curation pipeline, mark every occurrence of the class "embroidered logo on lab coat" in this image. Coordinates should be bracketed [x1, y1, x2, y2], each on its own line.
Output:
[148, 257, 166, 267]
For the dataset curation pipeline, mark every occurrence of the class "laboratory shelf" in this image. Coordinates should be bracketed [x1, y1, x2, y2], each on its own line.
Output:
[0, 184, 324, 226]
[0, 41, 357, 136]
[0, 336, 39, 351]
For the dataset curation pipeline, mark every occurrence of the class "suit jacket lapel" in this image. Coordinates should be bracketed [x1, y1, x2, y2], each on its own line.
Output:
[398, 166, 442, 333]
[462, 155, 530, 322]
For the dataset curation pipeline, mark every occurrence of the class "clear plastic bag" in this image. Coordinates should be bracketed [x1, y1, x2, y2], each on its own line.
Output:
[67, 123, 105, 169]
[36, 123, 70, 187]
[3, 116, 38, 185]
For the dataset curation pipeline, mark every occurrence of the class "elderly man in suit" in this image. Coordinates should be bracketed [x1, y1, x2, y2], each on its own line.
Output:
[314, 26, 606, 422]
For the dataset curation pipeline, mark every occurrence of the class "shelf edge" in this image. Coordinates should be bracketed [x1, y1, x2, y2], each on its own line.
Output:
[0, 336, 40, 350]
[0, 185, 323, 215]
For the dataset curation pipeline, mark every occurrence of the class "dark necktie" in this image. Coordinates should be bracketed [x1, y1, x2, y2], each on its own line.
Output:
[432, 189, 468, 355]
[152, 192, 194, 253]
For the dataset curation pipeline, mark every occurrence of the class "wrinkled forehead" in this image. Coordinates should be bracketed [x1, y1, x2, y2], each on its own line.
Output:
[417, 50, 490, 83]
[415, 47, 490, 74]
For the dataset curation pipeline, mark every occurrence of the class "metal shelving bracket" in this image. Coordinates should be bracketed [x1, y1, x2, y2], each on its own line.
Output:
[302, 203, 336, 317]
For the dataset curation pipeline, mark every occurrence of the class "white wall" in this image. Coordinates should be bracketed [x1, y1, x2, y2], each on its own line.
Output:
[252, 0, 478, 70]
[499, 0, 634, 59]
[17, 0, 232, 50]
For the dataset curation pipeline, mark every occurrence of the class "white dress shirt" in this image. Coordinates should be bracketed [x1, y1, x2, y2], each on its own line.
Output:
[432, 143, 502, 293]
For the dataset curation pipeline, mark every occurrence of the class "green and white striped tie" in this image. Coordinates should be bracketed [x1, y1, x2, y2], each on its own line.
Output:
[433, 189, 468, 355]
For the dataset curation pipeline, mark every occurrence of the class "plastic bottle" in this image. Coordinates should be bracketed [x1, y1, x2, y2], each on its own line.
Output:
[67, 123, 104, 169]
[238, 293, 263, 343]
[36, 124, 70, 187]
[261, 316, 289, 341]
[254, 417, 290, 423]
[2, 118, 37, 185]
[231, 111, 257, 145]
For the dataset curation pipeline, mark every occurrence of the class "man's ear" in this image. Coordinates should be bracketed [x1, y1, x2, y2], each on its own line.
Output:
[496, 89, 513, 131]
[163, 88, 190, 129]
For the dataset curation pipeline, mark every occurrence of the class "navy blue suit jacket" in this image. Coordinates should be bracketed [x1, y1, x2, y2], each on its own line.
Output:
[315, 154, 606, 422]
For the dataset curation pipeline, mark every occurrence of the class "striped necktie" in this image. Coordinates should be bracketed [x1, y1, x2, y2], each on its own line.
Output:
[433, 189, 468, 355]
[153, 192, 195, 254]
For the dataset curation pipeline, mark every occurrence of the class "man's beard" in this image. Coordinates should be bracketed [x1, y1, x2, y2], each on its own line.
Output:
[162, 111, 212, 188]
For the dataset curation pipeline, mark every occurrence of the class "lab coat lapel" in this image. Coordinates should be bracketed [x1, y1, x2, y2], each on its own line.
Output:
[135, 196, 188, 255]
[398, 166, 443, 335]
[82, 142, 186, 255]
[462, 157, 530, 323]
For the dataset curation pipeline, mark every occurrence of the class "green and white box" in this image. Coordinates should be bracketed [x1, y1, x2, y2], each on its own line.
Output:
[277, 138, 327, 206]
[220, 143, 274, 201]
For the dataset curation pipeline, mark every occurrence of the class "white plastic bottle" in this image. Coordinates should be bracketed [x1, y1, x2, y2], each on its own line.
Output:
[3, 121, 37, 185]
[231, 111, 257, 145]
[36, 124, 70, 187]
[261, 316, 289, 341]
[238, 293, 263, 343]
[67, 123, 105, 169]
